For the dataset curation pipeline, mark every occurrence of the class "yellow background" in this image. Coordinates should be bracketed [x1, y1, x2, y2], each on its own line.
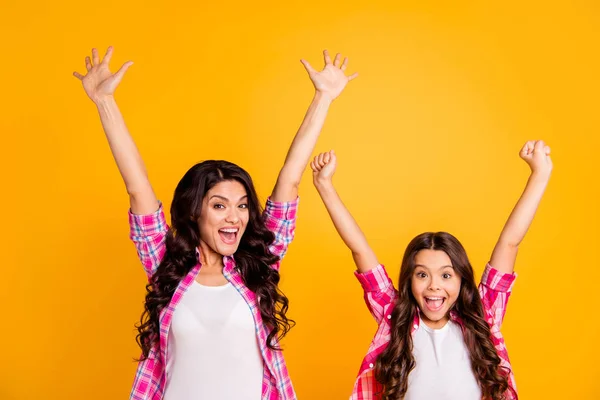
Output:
[1, 1, 598, 399]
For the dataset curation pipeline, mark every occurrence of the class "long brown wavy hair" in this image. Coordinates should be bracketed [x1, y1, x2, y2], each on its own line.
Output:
[374, 232, 509, 399]
[135, 160, 294, 359]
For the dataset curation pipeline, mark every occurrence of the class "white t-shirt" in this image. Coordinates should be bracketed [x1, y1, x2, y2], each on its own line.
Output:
[163, 281, 263, 400]
[404, 318, 482, 400]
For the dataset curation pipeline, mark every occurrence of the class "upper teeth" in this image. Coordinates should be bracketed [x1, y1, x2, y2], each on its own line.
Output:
[220, 228, 238, 233]
[426, 297, 443, 300]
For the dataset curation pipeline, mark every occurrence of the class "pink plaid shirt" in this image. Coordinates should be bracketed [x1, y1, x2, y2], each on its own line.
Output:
[351, 263, 518, 400]
[127, 197, 299, 400]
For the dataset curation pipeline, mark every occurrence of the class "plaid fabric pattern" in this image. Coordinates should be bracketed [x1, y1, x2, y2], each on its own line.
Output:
[351, 263, 518, 400]
[127, 197, 299, 400]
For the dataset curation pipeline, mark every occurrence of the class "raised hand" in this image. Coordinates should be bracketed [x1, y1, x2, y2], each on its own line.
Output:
[73, 47, 133, 104]
[270, 51, 357, 202]
[310, 148, 378, 273]
[301, 50, 358, 101]
[311, 150, 337, 185]
[520, 140, 553, 177]
[73, 46, 157, 214]
[490, 139, 553, 274]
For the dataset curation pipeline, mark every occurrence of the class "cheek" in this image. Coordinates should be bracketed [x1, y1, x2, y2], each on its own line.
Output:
[198, 220, 211, 239]
[241, 212, 250, 226]
[448, 280, 462, 299]
[411, 279, 424, 298]
[199, 211, 221, 237]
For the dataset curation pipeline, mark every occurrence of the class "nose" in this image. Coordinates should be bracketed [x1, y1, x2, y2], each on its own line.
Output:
[225, 208, 240, 224]
[428, 276, 441, 291]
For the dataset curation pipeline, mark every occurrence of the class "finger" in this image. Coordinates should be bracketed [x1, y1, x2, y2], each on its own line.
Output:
[544, 145, 551, 155]
[92, 48, 100, 65]
[526, 141, 535, 152]
[348, 72, 359, 81]
[318, 153, 326, 167]
[300, 59, 317, 75]
[324, 151, 331, 164]
[521, 141, 534, 155]
[533, 140, 546, 153]
[312, 156, 321, 170]
[310, 161, 317, 172]
[333, 53, 341, 67]
[73, 71, 84, 80]
[85, 56, 92, 71]
[314, 158, 322, 171]
[323, 50, 332, 65]
[341, 57, 348, 71]
[113, 61, 134, 82]
[102, 46, 114, 65]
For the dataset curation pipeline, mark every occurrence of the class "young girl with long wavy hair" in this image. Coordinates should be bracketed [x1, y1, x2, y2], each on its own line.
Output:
[310, 141, 552, 400]
[73, 47, 358, 400]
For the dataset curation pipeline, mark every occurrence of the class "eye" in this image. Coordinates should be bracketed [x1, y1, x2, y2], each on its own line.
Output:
[416, 272, 427, 279]
[239, 204, 248, 209]
[213, 203, 225, 209]
[442, 273, 452, 279]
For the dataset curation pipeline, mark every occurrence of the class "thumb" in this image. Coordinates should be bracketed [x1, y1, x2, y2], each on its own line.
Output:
[113, 61, 134, 83]
[300, 59, 317, 75]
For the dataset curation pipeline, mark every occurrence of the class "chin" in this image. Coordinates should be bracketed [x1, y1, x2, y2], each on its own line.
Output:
[422, 310, 447, 322]
[217, 244, 240, 257]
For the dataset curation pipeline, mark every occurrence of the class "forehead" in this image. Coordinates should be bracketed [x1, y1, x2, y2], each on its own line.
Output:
[205, 180, 247, 199]
[414, 249, 452, 269]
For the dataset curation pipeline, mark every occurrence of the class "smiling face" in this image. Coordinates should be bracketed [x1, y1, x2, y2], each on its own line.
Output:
[196, 180, 250, 257]
[411, 249, 462, 329]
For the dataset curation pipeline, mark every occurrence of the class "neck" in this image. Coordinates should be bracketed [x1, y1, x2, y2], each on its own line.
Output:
[198, 241, 224, 268]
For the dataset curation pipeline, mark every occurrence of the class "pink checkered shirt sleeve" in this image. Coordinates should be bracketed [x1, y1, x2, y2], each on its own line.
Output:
[263, 197, 298, 271]
[479, 263, 517, 329]
[354, 264, 398, 325]
[128, 202, 169, 280]
[479, 263, 519, 399]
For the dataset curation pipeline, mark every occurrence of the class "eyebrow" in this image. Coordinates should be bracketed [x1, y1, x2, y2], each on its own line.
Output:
[414, 264, 454, 270]
[209, 194, 248, 202]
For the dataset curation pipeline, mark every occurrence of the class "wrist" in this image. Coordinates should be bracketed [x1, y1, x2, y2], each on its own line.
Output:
[94, 95, 116, 108]
[529, 170, 552, 183]
[314, 177, 334, 190]
[313, 90, 333, 105]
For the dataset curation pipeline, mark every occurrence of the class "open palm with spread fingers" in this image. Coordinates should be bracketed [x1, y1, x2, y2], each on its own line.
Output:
[301, 50, 358, 101]
[73, 46, 133, 104]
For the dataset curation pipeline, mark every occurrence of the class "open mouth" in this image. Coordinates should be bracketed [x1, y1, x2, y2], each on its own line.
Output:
[218, 228, 239, 245]
[424, 297, 445, 312]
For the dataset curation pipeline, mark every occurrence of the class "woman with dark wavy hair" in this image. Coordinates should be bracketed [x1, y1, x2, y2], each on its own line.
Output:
[310, 141, 552, 400]
[73, 47, 358, 400]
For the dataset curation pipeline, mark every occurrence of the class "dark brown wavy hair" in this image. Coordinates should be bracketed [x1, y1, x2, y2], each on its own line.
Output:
[135, 160, 294, 359]
[374, 232, 509, 399]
